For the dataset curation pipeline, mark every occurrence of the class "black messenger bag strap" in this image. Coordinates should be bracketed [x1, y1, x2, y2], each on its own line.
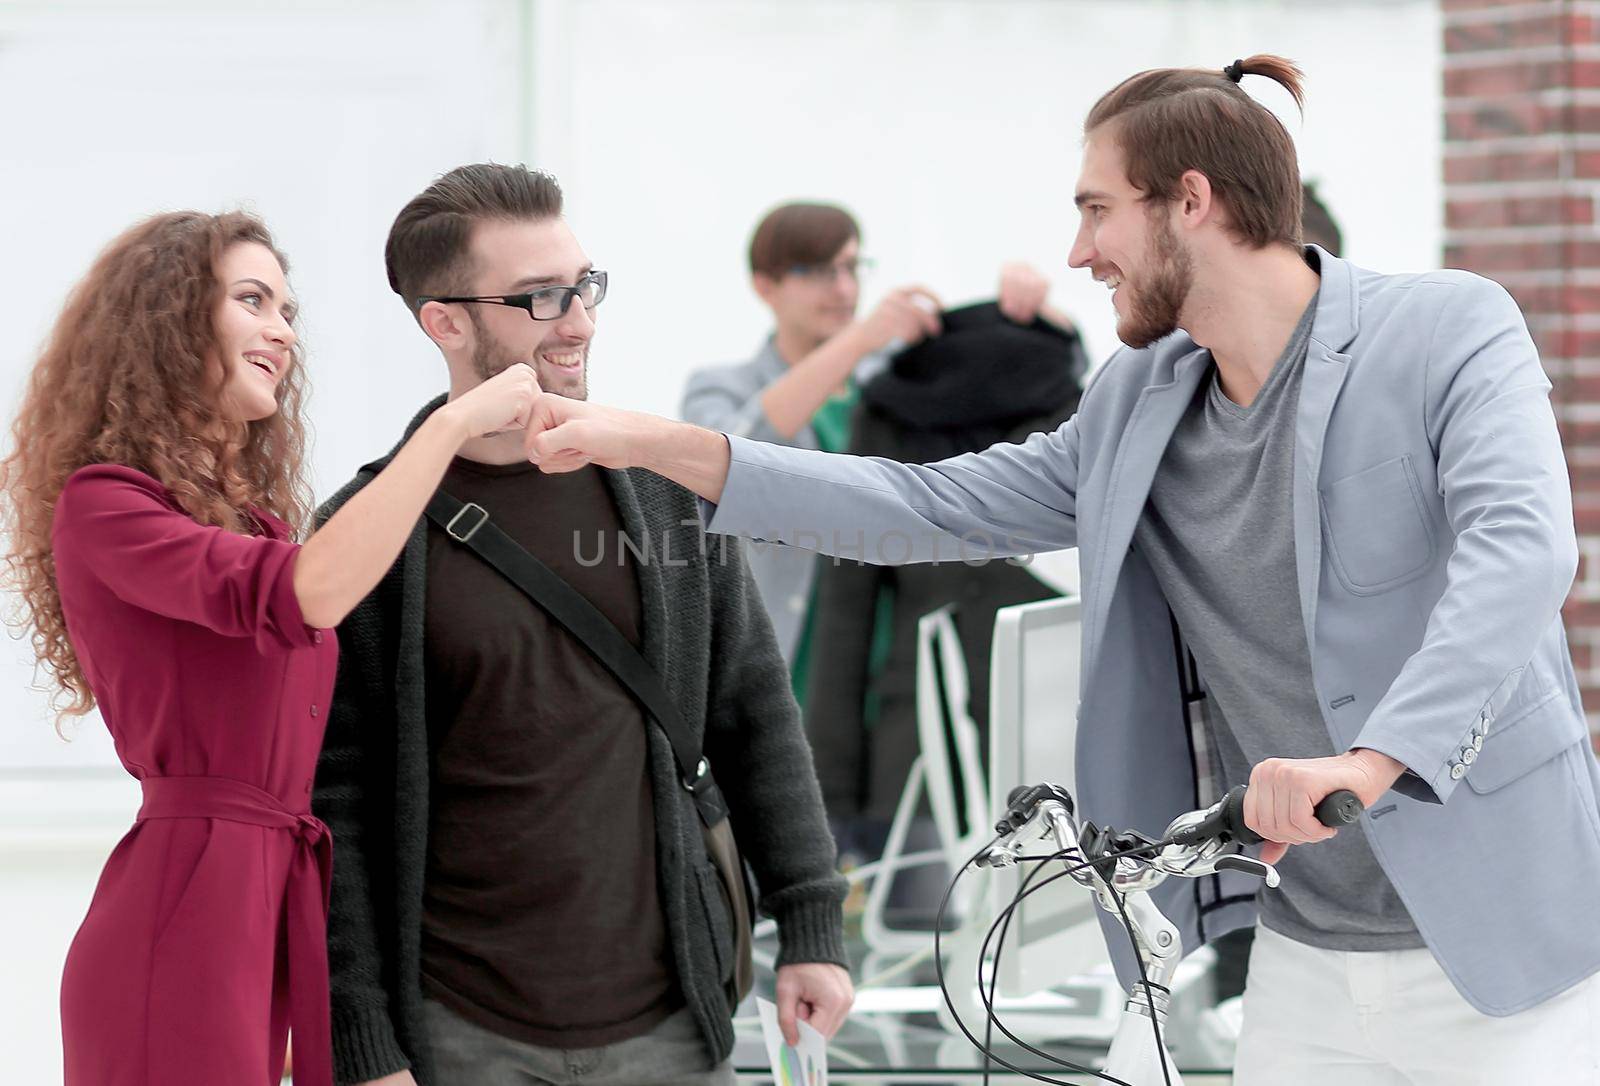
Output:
[423, 490, 730, 828]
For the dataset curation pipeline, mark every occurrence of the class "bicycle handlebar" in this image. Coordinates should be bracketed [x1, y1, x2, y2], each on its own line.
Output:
[981, 781, 1366, 891]
[959, 780, 1368, 1081]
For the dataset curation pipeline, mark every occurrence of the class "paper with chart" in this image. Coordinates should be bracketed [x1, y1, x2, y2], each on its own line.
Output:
[756, 996, 828, 1086]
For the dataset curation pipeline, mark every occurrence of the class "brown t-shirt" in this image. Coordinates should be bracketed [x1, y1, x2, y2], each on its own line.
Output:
[419, 457, 681, 1047]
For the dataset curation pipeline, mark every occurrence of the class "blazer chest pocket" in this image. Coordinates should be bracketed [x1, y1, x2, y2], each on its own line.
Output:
[1320, 455, 1437, 596]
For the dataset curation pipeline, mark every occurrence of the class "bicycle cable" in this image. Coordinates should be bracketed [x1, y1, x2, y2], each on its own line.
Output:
[978, 850, 1137, 1086]
[979, 846, 1175, 1086]
[936, 833, 1194, 1085]
[934, 839, 1103, 1086]
[938, 816, 1227, 1085]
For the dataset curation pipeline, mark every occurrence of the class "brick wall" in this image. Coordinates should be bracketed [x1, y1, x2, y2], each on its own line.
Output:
[1442, 0, 1600, 730]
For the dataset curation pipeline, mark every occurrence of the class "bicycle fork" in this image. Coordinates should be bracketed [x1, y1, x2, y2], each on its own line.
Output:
[1094, 885, 1185, 1084]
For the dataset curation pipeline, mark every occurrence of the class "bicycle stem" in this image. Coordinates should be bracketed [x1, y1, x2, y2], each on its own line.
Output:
[1040, 800, 1183, 992]
[1104, 889, 1181, 994]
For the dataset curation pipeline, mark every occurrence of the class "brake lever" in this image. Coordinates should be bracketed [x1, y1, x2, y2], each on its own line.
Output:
[1215, 854, 1280, 888]
[976, 785, 1080, 869]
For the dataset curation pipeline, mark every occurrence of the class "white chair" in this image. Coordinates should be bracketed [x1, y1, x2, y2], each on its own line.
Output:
[751, 606, 992, 966]
[858, 604, 991, 955]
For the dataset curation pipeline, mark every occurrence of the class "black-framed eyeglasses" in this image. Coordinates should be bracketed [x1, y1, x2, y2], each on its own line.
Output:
[418, 271, 608, 321]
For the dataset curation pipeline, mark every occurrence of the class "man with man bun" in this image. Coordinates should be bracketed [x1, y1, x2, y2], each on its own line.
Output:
[515, 57, 1600, 1082]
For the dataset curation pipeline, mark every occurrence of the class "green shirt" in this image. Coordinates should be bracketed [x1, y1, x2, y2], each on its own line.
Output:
[809, 382, 859, 454]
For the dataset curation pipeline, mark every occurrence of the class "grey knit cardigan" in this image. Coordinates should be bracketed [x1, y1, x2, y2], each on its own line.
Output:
[311, 396, 847, 1085]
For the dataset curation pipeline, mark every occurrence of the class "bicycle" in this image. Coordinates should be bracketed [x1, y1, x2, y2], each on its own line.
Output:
[935, 781, 1363, 1085]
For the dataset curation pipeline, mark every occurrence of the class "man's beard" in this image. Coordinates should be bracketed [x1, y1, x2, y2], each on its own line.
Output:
[1117, 210, 1193, 350]
[468, 310, 588, 400]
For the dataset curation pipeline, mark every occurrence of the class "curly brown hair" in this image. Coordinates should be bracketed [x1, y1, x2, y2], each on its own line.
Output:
[0, 210, 314, 726]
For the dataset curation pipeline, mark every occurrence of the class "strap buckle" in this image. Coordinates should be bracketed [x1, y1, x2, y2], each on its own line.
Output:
[681, 756, 710, 793]
[445, 502, 489, 543]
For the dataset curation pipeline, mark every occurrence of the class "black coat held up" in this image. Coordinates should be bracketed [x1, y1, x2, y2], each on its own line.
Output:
[803, 303, 1086, 822]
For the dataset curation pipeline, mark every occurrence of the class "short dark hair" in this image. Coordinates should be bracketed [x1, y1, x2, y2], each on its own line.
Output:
[1300, 181, 1343, 256]
[748, 202, 860, 278]
[1086, 54, 1305, 250]
[385, 163, 564, 312]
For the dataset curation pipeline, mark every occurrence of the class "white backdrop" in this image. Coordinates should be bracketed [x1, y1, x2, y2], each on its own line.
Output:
[0, 1, 1439, 1079]
[0, 0, 1442, 776]
[539, 0, 1442, 411]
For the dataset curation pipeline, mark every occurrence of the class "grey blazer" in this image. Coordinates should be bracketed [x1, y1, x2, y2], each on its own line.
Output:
[701, 249, 1600, 1016]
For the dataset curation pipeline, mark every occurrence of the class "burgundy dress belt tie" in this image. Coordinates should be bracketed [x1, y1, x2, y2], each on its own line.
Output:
[137, 775, 333, 1086]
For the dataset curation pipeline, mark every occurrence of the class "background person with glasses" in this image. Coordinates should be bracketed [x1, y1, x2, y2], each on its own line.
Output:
[681, 202, 1069, 693]
[313, 164, 851, 1086]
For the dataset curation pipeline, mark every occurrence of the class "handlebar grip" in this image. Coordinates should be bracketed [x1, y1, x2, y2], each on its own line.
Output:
[1218, 785, 1365, 846]
[1313, 789, 1364, 827]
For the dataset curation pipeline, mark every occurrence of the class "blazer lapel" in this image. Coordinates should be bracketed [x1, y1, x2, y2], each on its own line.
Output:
[1293, 248, 1361, 656]
[1082, 347, 1209, 674]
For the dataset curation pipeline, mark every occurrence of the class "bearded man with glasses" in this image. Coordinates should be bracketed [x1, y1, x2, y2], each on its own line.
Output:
[313, 164, 852, 1086]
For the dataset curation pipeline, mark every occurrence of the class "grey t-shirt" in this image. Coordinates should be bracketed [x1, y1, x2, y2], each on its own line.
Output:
[1133, 297, 1423, 952]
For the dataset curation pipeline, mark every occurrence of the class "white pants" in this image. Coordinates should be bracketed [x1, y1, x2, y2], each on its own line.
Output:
[1232, 924, 1600, 1085]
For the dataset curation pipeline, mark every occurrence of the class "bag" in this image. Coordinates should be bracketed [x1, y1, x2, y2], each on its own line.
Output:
[425, 491, 756, 1006]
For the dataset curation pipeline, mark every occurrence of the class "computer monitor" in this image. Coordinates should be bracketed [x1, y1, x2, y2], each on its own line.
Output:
[987, 595, 1108, 998]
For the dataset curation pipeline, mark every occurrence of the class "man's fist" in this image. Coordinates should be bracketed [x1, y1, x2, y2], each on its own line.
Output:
[1245, 748, 1406, 865]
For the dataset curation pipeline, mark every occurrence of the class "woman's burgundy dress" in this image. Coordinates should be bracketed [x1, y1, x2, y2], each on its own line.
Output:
[53, 465, 338, 1085]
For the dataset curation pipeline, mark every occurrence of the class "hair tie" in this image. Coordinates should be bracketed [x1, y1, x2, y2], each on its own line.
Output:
[1224, 59, 1245, 83]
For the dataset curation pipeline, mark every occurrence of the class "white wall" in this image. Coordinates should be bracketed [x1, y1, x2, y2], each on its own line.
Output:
[539, 0, 1442, 417]
[0, 2, 1439, 1081]
[0, 0, 527, 775]
[0, 4, 530, 1077]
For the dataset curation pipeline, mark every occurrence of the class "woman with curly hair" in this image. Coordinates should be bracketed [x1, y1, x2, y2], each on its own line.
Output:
[2, 210, 541, 1086]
